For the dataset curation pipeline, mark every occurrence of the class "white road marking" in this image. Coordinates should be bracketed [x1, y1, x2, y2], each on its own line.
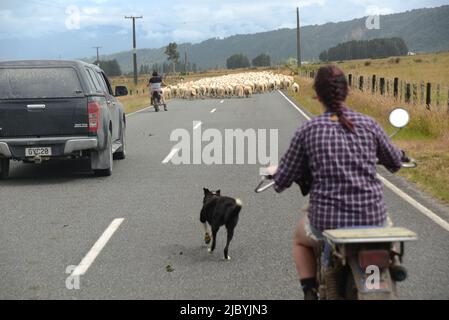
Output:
[126, 106, 153, 117]
[278, 90, 311, 120]
[378, 175, 449, 232]
[162, 148, 180, 164]
[71, 218, 124, 277]
[277, 89, 449, 232]
[193, 121, 202, 130]
[220, 100, 224, 104]
[210, 108, 217, 113]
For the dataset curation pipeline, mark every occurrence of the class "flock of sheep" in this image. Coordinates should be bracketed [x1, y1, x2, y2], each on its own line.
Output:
[160, 71, 299, 100]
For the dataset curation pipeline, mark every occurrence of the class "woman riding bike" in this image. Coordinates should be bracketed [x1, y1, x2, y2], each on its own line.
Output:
[147, 71, 168, 111]
[267, 66, 406, 300]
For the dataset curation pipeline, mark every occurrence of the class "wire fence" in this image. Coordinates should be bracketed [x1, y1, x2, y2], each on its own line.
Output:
[299, 70, 449, 113]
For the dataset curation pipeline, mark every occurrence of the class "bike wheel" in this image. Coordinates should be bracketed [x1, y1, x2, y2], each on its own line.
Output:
[343, 269, 358, 300]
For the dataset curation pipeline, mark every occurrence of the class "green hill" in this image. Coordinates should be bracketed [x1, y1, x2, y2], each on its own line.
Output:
[91, 5, 449, 73]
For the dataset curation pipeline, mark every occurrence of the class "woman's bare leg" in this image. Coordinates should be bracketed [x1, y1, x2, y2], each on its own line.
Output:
[292, 217, 318, 279]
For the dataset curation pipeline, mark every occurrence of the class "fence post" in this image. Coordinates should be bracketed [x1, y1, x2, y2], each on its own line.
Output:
[426, 82, 431, 108]
[380, 78, 385, 95]
[412, 83, 418, 104]
[400, 80, 403, 102]
[348, 74, 352, 87]
[386, 79, 390, 96]
[436, 84, 440, 108]
[359, 76, 364, 91]
[420, 81, 425, 105]
[130, 89, 133, 96]
[447, 89, 449, 113]
[394, 78, 399, 99]
[405, 83, 411, 103]
[372, 75, 376, 94]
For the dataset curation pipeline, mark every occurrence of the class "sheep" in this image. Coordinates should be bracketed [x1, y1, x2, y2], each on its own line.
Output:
[170, 71, 295, 100]
[244, 86, 253, 98]
[292, 82, 300, 93]
[235, 85, 244, 98]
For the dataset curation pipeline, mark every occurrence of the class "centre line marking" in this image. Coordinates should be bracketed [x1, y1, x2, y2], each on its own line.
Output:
[162, 148, 180, 164]
[211, 108, 217, 113]
[193, 121, 202, 130]
[220, 100, 224, 104]
[277, 89, 449, 232]
[71, 218, 124, 277]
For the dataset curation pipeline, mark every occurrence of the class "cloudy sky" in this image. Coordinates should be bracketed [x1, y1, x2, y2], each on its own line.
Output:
[0, 0, 448, 60]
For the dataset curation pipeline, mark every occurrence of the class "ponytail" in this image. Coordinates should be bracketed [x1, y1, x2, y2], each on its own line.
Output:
[313, 66, 355, 133]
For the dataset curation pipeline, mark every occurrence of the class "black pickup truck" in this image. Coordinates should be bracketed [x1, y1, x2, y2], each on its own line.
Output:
[0, 60, 129, 179]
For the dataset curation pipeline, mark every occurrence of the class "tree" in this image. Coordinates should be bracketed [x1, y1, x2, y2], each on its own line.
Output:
[319, 37, 409, 62]
[319, 51, 328, 62]
[165, 42, 180, 72]
[252, 53, 271, 67]
[139, 64, 151, 75]
[99, 59, 122, 76]
[226, 54, 250, 69]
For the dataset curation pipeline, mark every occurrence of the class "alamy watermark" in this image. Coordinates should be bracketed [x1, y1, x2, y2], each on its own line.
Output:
[65, 5, 80, 30]
[365, 6, 381, 30]
[164, 121, 279, 168]
[365, 265, 381, 290]
[65, 265, 81, 290]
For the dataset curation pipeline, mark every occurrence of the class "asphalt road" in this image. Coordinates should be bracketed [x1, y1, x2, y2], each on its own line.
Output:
[1, 91, 449, 299]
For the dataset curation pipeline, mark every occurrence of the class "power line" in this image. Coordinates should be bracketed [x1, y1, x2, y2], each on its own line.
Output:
[296, 7, 302, 68]
[125, 15, 143, 85]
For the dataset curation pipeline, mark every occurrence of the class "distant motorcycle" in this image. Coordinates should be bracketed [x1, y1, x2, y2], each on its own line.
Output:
[151, 89, 167, 112]
[255, 108, 418, 300]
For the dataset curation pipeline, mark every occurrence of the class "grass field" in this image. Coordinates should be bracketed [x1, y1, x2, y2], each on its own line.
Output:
[300, 52, 449, 108]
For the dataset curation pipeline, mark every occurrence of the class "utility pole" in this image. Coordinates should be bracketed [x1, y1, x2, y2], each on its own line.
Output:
[296, 7, 302, 68]
[184, 50, 188, 75]
[125, 15, 143, 85]
[93, 46, 102, 66]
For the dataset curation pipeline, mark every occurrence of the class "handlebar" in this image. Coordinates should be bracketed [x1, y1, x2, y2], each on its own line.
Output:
[255, 155, 416, 193]
[401, 157, 417, 168]
[255, 175, 275, 193]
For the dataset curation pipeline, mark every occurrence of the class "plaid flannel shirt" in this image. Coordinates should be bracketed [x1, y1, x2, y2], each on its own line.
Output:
[274, 107, 403, 231]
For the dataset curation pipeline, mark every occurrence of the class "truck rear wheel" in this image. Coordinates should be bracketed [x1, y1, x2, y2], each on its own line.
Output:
[114, 123, 126, 160]
[93, 132, 113, 177]
[0, 159, 10, 179]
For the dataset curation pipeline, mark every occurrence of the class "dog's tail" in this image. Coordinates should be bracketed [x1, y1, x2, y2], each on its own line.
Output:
[235, 198, 242, 207]
[232, 198, 242, 217]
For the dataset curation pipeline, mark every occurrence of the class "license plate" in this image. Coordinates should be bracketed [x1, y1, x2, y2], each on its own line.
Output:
[25, 147, 52, 157]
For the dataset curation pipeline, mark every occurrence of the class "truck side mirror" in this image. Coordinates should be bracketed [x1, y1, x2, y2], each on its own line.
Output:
[115, 86, 128, 97]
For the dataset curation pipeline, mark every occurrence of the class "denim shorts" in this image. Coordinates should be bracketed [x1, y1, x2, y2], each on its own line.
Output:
[304, 216, 325, 242]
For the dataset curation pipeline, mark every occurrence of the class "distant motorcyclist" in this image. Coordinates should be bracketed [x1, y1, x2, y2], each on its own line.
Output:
[147, 71, 168, 111]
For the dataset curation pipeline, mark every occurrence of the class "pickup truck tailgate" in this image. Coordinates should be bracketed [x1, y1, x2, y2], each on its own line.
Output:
[0, 66, 90, 138]
[0, 98, 89, 137]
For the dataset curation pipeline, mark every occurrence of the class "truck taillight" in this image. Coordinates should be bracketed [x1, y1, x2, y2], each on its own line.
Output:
[88, 101, 101, 133]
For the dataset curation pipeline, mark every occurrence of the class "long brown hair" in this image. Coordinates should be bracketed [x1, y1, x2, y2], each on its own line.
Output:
[313, 65, 355, 133]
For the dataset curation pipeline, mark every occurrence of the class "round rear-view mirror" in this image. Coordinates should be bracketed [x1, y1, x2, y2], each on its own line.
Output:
[389, 108, 410, 129]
